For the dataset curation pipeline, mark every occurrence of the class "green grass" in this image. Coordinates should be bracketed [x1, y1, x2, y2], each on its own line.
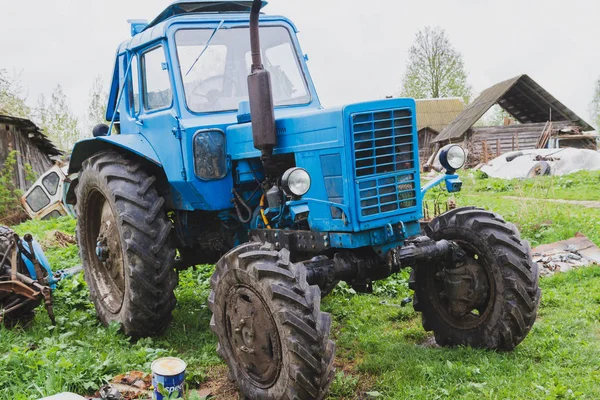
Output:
[425, 170, 600, 247]
[326, 267, 600, 399]
[2, 170, 600, 399]
[461, 170, 600, 202]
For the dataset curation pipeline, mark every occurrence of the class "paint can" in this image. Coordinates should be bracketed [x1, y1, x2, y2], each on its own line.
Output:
[151, 357, 187, 400]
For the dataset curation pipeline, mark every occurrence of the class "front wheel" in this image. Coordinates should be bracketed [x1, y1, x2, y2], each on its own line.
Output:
[76, 151, 177, 337]
[209, 243, 335, 399]
[411, 207, 541, 350]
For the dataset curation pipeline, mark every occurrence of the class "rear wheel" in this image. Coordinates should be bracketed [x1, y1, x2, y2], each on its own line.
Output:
[209, 243, 335, 399]
[76, 151, 177, 337]
[411, 207, 540, 350]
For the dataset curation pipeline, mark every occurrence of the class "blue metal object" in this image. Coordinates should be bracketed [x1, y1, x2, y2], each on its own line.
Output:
[151, 357, 187, 400]
[128, 19, 149, 37]
[20, 238, 58, 289]
[421, 174, 462, 197]
[69, 2, 462, 254]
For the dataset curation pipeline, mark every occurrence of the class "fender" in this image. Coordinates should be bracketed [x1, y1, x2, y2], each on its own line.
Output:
[68, 135, 162, 174]
[66, 134, 165, 207]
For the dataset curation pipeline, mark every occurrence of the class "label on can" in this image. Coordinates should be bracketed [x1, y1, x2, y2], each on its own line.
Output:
[151, 357, 187, 400]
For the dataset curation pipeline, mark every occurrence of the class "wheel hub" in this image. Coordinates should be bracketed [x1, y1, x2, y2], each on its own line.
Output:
[440, 256, 490, 318]
[96, 237, 110, 263]
[86, 192, 125, 314]
[225, 285, 281, 389]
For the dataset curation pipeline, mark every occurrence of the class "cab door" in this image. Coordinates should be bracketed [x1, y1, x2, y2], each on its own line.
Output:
[137, 44, 187, 185]
[22, 167, 71, 220]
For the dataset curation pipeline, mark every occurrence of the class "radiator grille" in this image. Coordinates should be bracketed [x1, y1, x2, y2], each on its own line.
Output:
[351, 108, 417, 218]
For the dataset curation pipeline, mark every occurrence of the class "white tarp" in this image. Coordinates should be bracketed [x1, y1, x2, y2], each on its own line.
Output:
[480, 148, 600, 179]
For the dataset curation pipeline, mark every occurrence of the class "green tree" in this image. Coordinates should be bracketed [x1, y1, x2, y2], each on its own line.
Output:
[36, 85, 82, 152]
[400, 26, 472, 104]
[86, 75, 108, 131]
[476, 104, 519, 127]
[0, 69, 31, 118]
[590, 77, 600, 131]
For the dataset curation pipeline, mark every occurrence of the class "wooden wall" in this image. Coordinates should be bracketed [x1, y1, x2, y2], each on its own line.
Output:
[418, 127, 439, 166]
[0, 124, 54, 191]
[466, 121, 574, 162]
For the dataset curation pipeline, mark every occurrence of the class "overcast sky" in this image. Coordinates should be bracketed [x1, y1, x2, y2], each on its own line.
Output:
[1, 0, 599, 130]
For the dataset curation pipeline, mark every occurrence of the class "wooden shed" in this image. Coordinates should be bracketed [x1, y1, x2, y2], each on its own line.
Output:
[432, 75, 595, 164]
[415, 98, 464, 164]
[0, 114, 61, 191]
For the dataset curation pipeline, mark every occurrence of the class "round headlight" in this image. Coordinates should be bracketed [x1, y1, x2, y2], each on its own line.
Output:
[440, 145, 466, 172]
[282, 168, 311, 197]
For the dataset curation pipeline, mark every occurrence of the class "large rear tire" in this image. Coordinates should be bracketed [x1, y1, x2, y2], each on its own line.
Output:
[411, 207, 540, 350]
[209, 243, 335, 399]
[76, 151, 177, 337]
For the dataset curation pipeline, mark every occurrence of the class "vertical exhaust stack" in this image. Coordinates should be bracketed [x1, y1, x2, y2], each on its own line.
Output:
[248, 0, 277, 178]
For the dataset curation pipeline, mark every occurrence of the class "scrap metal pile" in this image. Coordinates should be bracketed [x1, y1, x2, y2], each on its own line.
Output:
[533, 234, 600, 277]
[0, 226, 56, 325]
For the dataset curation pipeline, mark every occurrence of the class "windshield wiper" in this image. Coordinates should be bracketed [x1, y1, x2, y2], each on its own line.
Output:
[185, 20, 225, 77]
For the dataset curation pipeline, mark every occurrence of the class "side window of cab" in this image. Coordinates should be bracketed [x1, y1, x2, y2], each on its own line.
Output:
[128, 54, 140, 115]
[142, 45, 173, 111]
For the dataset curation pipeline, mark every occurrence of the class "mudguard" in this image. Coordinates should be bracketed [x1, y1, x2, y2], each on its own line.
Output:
[68, 135, 162, 174]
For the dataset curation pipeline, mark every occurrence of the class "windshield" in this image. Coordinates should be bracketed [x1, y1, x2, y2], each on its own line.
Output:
[175, 26, 310, 113]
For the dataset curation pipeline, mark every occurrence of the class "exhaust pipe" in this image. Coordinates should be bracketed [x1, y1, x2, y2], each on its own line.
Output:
[248, 0, 277, 178]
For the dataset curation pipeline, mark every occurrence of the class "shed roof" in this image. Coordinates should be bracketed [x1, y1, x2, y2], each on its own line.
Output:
[0, 115, 61, 157]
[416, 98, 464, 134]
[433, 74, 595, 143]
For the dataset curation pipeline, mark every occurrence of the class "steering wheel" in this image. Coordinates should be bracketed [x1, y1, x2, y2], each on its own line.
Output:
[191, 74, 239, 100]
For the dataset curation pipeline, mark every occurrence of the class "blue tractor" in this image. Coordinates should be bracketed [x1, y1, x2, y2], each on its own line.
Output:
[67, 1, 541, 398]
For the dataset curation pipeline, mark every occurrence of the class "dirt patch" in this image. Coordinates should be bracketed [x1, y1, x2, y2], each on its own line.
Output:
[197, 365, 239, 399]
[502, 196, 600, 209]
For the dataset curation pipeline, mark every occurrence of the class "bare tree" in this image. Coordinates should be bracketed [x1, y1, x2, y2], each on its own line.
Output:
[87, 75, 108, 132]
[400, 26, 472, 104]
[35, 85, 82, 152]
[0, 69, 31, 118]
[590, 77, 600, 131]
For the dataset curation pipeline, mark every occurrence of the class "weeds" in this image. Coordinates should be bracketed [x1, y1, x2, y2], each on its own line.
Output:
[0, 150, 36, 222]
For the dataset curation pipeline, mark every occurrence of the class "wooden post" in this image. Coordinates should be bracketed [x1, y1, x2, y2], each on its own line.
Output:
[496, 138, 501, 157]
[512, 136, 515, 151]
[516, 134, 519, 150]
[482, 141, 488, 164]
[12, 131, 26, 191]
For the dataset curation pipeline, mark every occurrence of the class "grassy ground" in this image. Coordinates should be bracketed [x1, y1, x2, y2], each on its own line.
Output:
[2, 171, 600, 399]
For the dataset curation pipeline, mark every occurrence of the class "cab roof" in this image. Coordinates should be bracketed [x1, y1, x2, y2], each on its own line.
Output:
[117, 13, 297, 53]
[144, 1, 268, 33]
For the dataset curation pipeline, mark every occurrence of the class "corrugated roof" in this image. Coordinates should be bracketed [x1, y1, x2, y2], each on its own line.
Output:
[433, 74, 595, 143]
[416, 98, 464, 134]
[0, 114, 62, 156]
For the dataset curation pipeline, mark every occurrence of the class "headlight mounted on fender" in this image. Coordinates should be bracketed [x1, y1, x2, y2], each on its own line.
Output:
[439, 145, 466, 172]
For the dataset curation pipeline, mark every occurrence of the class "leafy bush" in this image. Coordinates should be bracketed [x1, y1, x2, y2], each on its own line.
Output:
[0, 150, 37, 221]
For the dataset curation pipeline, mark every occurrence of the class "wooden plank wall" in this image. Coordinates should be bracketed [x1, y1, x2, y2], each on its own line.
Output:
[466, 121, 575, 160]
[0, 124, 54, 191]
[418, 127, 438, 167]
